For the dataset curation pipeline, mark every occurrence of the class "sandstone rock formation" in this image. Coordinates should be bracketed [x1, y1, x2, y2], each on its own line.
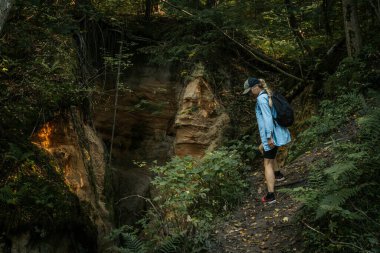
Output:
[92, 66, 230, 228]
[93, 66, 176, 227]
[174, 77, 230, 157]
[32, 109, 111, 250]
[93, 67, 177, 166]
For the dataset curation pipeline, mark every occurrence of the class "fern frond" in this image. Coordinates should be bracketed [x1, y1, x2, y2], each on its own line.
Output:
[120, 232, 147, 253]
[324, 162, 359, 182]
[156, 234, 184, 253]
[358, 108, 380, 145]
[307, 168, 327, 188]
[315, 184, 367, 219]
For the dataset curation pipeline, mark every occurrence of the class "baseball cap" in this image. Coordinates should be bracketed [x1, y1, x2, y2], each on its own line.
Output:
[242, 77, 260, 95]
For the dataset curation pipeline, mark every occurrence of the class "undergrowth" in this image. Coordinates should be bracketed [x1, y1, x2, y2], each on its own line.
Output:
[107, 148, 248, 252]
[288, 91, 364, 161]
[287, 84, 380, 252]
[293, 103, 379, 252]
[0, 145, 97, 249]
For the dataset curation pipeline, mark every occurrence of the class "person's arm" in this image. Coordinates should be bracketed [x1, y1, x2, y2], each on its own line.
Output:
[258, 143, 264, 154]
[257, 98, 275, 147]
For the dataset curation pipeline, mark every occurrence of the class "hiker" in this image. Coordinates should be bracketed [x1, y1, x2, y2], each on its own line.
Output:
[243, 77, 291, 204]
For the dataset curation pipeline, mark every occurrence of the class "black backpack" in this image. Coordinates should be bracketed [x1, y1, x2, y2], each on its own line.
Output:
[270, 91, 294, 127]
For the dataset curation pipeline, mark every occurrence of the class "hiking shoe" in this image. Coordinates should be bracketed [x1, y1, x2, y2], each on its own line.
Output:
[275, 171, 285, 182]
[261, 192, 276, 204]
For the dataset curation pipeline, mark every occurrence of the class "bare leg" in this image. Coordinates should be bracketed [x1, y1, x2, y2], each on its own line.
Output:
[264, 158, 275, 192]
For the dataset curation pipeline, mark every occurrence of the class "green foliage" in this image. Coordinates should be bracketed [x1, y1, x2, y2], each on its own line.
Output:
[133, 0, 353, 77]
[288, 91, 364, 161]
[0, 146, 94, 237]
[287, 91, 380, 252]
[151, 148, 247, 215]
[223, 135, 259, 163]
[112, 149, 248, 252]
[107, 226, 148, 253]
[155, 235, 183, 253]
[92, 0, 145, 20]
[324, 49, 380, 96]
[0, 0, 84, 142]
[107, 225, 184, 253]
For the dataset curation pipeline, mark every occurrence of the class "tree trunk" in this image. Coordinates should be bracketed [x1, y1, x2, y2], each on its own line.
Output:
[206, 0, 216, 8]
[322, 0, 335, 36]
[342, 0, 362, 57]
[145, 0, 152, 20]
[0, 0, 14, 34]
[284, 0, 313, 56]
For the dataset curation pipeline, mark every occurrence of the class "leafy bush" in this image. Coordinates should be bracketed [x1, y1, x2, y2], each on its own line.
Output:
[0, 0, 84, 144]
[224, 135, 259, 163]
[111, 149, 248, 252]
[324, 49, 380, 97]
[150, 149, 247, 250]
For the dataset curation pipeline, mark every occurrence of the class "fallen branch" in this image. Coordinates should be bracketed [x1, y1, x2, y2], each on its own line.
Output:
[161, 0, 304, 82]
[301, 220, 371, 253]
[350, 202, 380, 227]
[276, 179, 307, 188]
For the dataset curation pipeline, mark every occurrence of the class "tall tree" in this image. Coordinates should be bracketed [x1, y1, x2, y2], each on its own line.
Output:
[0, 0, 14, 33]
[322, 0, 335, 36]
[145, 0, 152, 20]
[342, 0, 362, 56]
[284, 0, 313, 56]
[206, 0, 216, 8]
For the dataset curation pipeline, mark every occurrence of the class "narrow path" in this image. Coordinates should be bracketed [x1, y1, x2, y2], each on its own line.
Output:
[212, 149, 330, 252]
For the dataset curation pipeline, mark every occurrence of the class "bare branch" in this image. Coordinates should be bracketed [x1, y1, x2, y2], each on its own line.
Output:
[350, 202, 380, 227]
[369, 0, 380, 22]
[302, 220, 371, 253]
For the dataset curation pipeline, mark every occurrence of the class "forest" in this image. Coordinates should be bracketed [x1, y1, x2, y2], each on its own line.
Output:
[0, 0, 379, 252]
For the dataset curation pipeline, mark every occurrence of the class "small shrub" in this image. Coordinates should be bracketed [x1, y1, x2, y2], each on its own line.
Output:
[112, 149, 248, 252]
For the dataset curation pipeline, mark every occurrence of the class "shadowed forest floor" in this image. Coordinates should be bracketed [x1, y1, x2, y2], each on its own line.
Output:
[211, 148, 331, 252]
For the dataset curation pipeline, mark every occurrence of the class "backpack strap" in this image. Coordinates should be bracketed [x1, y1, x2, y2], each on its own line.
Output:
[258, 90, 272, 108]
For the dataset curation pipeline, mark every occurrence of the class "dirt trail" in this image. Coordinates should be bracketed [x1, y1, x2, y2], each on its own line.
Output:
[212, 149, 330, 252]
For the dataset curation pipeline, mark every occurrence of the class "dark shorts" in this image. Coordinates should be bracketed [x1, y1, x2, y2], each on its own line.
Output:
[263, 146, 278, 159]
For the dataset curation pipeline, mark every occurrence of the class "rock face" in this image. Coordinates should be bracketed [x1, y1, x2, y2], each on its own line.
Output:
[2, 66, 231, 252]
[93, 67, 178, 167]
[92, 66, 230, 227]
[93, 67, 229, 163]
[93, 67, 177, 226]
[174, 77, 230, 157]
[32, 109, 111, 250]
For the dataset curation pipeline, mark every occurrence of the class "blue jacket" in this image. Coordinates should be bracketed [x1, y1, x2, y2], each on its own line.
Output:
[256, 90, 291, 151]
